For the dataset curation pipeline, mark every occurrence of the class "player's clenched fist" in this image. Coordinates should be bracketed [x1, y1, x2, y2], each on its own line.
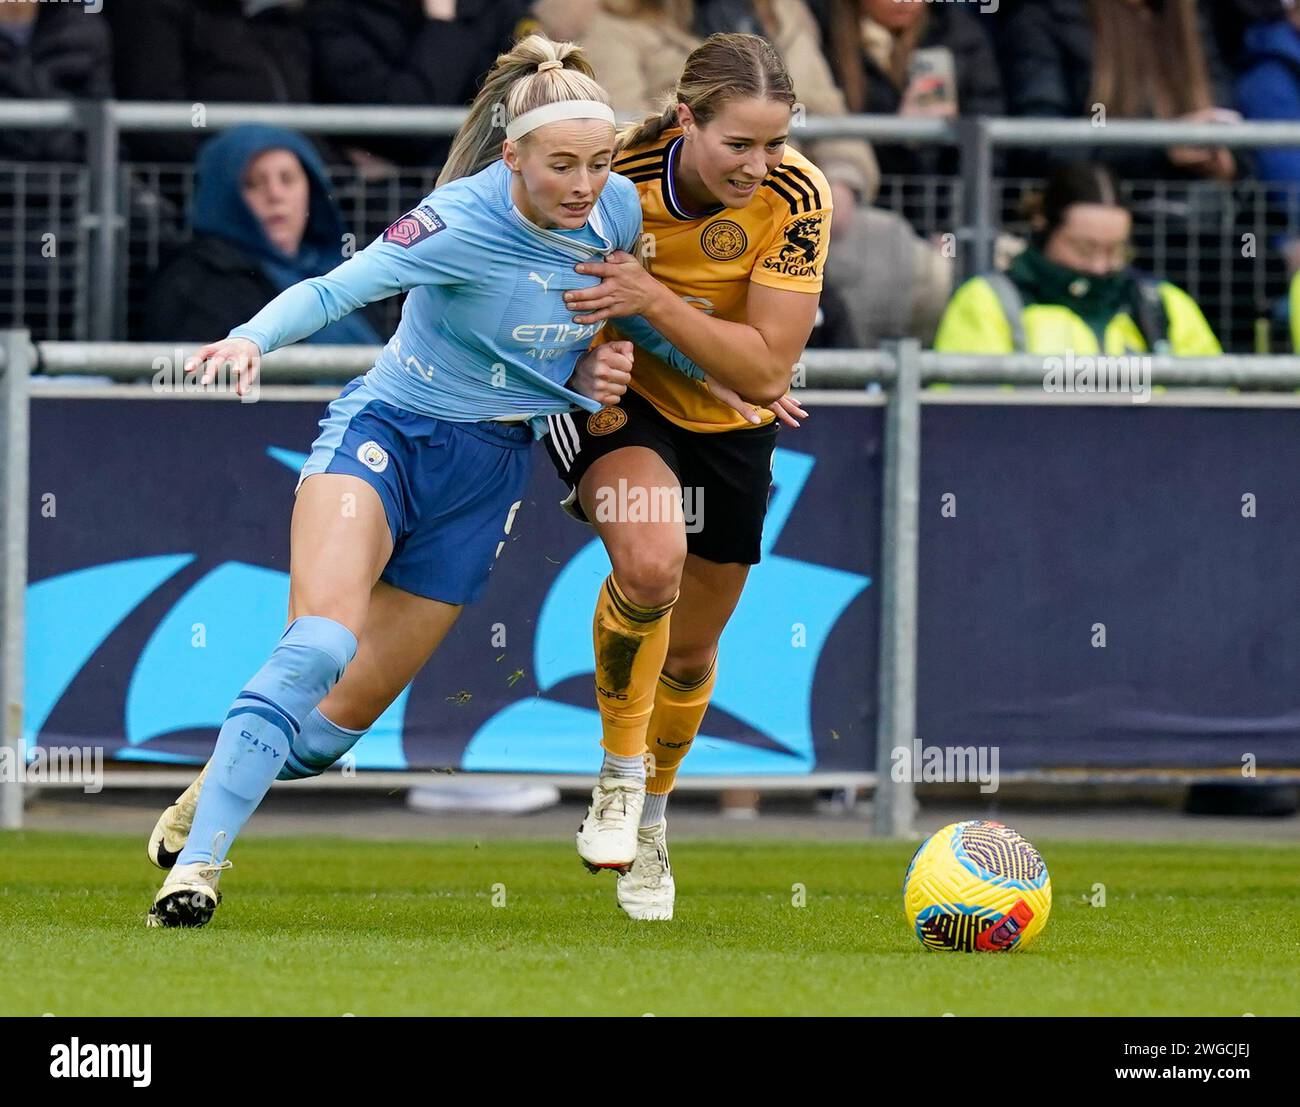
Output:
[184, 337, 262, 398]
[569, 340, 633, 406]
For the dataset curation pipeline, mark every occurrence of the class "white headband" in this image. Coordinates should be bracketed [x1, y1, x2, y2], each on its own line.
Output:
[504, 100, 616, 141]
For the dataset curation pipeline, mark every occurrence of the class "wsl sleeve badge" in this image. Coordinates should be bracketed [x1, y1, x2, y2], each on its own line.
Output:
[383, 204, 446, 248]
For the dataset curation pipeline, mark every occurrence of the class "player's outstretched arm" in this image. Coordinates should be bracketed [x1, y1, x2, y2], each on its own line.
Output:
[227, 210, 472, 358]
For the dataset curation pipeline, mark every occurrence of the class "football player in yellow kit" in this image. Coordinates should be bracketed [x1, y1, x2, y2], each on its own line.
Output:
[543, 32, 832, 920]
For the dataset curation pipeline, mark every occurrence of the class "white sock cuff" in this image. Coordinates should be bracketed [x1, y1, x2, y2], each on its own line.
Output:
[641, 791, 668, 826]
[601, 749, 647, 782]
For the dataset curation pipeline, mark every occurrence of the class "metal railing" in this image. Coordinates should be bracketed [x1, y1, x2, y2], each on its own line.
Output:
[9, 102, 1300, 347]
[4, 334, 1300, 834]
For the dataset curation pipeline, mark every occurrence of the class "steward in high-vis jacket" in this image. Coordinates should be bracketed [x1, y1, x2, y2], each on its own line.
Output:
[935, 162, 1221, 357]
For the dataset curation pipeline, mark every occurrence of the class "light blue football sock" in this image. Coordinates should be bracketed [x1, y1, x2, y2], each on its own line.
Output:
[276, 706, 368, 780]
[178, 615, 358, 865]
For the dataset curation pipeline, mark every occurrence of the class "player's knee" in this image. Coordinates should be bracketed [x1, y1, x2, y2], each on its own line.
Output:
[288, 597, 366, 639]
[663, 646, 716, 685]
[325, 705, 379, 732]
[317, 693, 380, 733]
[612, 546, 685, 607]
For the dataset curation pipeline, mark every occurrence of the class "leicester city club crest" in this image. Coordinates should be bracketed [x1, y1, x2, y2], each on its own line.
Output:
[701, 219, 748, 262]
[587, 407, 627, 436]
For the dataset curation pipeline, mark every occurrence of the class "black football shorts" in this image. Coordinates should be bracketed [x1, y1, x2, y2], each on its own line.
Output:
[543, 386, 778, 565]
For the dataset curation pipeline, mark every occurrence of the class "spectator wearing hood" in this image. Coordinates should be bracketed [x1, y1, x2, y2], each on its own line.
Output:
[140, 125, 382, 345]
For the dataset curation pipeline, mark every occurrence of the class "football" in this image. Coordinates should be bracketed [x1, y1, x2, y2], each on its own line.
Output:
[902, 820, 1052, 952]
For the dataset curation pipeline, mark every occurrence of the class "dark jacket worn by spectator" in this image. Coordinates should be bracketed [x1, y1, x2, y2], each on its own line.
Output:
[0, 3, 112, 162]
[106, 0, 314, 164]
[140, 125, 382, 345]
[308, 0, 532, 167]
[1213, 0, 1286, 68]
[1003, 0, 1236, 180]
[1237, 17, 1300, 183]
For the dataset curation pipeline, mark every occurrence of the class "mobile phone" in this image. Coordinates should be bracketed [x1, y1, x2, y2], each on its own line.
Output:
[906, 47, 957, 111]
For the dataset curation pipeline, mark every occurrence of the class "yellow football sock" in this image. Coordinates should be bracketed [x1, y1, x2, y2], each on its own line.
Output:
[646, 654, 718, 795]
[594, 574, 676, 758]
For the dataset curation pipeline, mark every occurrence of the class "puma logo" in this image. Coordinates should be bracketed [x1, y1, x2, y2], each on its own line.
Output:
[528, 272, 555, 293]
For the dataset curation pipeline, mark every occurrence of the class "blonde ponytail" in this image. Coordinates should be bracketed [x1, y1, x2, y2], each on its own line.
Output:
[437, 34, 610, 187]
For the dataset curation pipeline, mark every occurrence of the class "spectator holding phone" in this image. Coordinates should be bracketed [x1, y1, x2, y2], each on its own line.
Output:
[818, 0, 1004, 178]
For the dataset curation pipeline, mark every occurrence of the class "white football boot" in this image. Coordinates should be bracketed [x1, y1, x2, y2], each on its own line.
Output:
[616, 822, 675, 920]
[576, 777, 644, 872]
[145, 835, 232, 929]
[147, 764, 208, 870]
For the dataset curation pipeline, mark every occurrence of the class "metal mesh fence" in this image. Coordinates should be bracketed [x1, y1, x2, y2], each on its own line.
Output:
[4, 156, 1298, 352]
[874, 173, 965, 242]
[0, 162, 91, 342]
[115, 166, 970, 346]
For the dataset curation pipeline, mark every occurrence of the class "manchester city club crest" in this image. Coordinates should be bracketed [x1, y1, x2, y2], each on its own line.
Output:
[356, 440, 390, 472]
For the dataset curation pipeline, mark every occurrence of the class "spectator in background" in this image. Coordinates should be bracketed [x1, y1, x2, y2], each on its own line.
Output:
[107, 0, 314, 164]
[934, 163, 1220, 356]
[0, 0, 112, 162]
[809, 204, 952, 348]
[140, 125, 381, 344]
[1003, 0, 1240, 181]
[1213, 0, 1286, 71]
[583, 1, 880, 206]
[1236, 0, 1300, 183]
[1238, 0, 1300, 349]
[581, 1, 697, 111]
[516, 0, 604, 40]
[817, 0, 1004, 178]
[307, 0, 540, 169]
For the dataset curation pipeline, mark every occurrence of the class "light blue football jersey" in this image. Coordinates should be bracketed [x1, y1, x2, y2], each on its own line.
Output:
[230, 158, 700, 435]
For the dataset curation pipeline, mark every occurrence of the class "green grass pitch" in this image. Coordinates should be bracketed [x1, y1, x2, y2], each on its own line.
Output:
[2, 831, 1297, 1016]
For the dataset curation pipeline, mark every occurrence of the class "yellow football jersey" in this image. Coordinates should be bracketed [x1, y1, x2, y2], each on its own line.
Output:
[608, 127, 832, 433]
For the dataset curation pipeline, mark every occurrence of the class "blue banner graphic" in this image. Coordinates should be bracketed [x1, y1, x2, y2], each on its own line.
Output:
[25, 395, 881, 775]
[29, 393, 1295, 776]
[917, 402, 1300, 770]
